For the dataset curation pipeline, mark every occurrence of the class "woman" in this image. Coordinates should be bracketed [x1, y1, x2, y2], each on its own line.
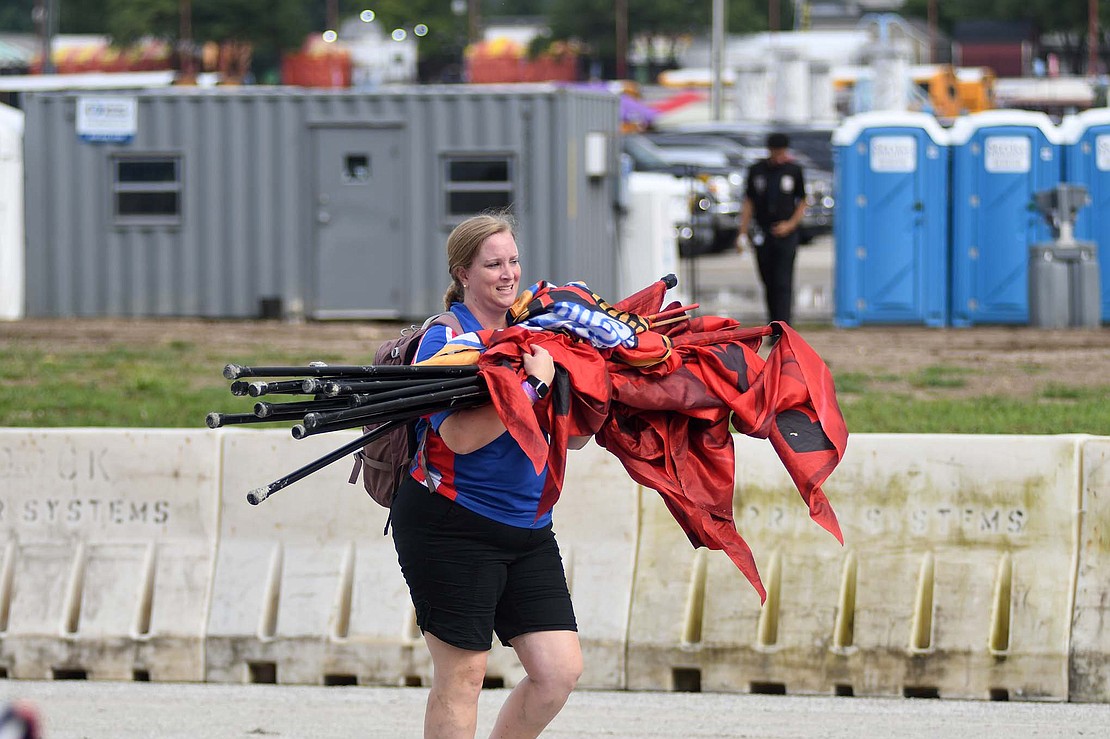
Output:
[390, 212, 583, 739]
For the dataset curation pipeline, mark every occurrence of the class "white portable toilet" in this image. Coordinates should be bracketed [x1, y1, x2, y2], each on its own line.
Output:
[734, 59, 772, 123]
[0, 102, 24, 321]
[773, 49, 810, 124]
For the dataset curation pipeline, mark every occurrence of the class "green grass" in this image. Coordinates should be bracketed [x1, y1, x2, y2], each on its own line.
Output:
[1, 339, 1108, 435]
[0, 340, 365, 429]
[837, 386, 1110, 434]
[908, 364, 973, 390]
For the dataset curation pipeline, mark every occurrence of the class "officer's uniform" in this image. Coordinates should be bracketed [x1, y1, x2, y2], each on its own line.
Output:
[744, 156, 806, 325]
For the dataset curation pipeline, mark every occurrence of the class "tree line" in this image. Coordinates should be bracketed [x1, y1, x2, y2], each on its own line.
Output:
[0, 0, 1105, 80]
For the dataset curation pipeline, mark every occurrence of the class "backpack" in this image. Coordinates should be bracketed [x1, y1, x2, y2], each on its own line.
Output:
[347, 312, 464, 514]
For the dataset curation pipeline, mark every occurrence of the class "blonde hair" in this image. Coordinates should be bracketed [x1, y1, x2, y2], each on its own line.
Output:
[443, 211, 517, 309]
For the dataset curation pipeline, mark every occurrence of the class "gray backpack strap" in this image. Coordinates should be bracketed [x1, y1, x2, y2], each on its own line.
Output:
[422, 310, 463, 335]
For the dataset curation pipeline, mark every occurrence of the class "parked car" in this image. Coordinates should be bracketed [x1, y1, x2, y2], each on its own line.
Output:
[621, 134, 742, 255]
[645, 132, 765, 173]
[659, 124, 836, 243]
[670, 122, 835, 170]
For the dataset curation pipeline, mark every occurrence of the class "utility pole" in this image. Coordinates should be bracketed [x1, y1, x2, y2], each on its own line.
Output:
[33, 0, 57, 74]
[468, 0, 481, 45]
[927, 0, 937, 64]
[327, 0, 339, 33]
[1090, 0, 1099, 76]
[711, 0, 725, 120]
[769, 0, 779, 33]
[179, 0, 195, 83]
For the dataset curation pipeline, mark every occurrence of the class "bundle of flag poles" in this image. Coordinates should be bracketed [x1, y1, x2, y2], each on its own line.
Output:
[208, 361, 487, 505]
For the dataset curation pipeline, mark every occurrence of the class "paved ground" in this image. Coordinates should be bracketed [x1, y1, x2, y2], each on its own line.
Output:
[683, 234, 835, 325]
[3, 680, 1110, 738]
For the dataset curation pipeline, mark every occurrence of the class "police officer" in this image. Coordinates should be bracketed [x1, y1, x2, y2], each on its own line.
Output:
[737, 132, 807, 328]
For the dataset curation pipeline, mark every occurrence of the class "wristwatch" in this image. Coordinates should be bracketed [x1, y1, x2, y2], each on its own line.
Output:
[525, 375, 550, 400]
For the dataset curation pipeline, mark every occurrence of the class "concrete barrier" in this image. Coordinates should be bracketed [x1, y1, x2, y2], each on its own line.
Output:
[1070, 436, 1110, 702]
[539, 442, 639, 689]
[0, 429, 220, 681]
[626, 434, 1084, 701]
[206, 429, 418, 686]
[1, 428, 1105, 703]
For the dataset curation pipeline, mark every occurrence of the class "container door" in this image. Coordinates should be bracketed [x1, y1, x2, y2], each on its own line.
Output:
[857, 131, 925, 320]
[312, 126, 406, 318]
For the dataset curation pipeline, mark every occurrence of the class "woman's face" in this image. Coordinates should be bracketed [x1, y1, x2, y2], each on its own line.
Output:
[460, 229, 521, 316]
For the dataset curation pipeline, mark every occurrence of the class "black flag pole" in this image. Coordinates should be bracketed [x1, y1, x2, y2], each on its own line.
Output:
[245, 419, 405, 506]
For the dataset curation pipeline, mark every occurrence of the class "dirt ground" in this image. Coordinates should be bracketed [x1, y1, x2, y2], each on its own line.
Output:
[2, 318, 1108, 400]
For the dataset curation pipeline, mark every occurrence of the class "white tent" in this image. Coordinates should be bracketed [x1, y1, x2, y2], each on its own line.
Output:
[0, 102, 24, 320]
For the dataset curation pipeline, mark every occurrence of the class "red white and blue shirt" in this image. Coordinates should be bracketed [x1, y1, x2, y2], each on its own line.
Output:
[410, 303, 552, 528]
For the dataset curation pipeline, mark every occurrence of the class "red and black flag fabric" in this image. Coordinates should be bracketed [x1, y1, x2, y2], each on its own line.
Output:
[418, 277, 848, 601]
[596, 314, 846, 601]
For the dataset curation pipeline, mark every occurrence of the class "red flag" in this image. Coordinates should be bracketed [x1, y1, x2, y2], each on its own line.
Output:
[595, 317, 847, 602]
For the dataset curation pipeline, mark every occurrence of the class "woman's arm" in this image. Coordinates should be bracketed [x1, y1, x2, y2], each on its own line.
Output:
[437, 404, 509, 455]
[437, 345, 556, 455]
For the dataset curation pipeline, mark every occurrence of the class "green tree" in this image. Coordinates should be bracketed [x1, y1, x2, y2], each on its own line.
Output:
[901, 0, 1109, 34]
[53, 0, 311, 81]
[0, 0, 35, 33]
[901, 0, 1108, 73]
[339, 0, 470, 62]
[548, 0, 770, 78]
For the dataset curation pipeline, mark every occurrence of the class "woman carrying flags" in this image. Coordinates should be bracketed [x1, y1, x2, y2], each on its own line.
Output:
[390, 212, 584, 739]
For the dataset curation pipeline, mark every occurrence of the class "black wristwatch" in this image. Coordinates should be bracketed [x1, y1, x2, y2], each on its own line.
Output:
[525, 375, 550, 400]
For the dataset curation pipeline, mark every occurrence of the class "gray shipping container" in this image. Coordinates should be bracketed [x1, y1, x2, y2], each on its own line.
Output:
[21, 85, 621, 320]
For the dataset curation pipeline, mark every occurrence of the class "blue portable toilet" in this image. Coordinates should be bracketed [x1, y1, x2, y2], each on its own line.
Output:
[832, 111, 950, 327]
[1061, 108, 1110, 322]
[949, 110, 1063, 326]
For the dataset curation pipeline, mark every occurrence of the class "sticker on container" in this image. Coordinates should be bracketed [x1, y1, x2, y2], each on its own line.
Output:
[870, 135, 917, 173]
[76, 97, 137, 143]
[1097, 134, 1110, 171]
[984, 136, 1030, 173]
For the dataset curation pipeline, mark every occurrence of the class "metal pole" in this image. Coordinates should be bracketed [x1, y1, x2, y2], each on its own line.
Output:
[179, 0, 195, 83]
[326, 0, 338, 31]
[34, 0, 56, 74]
[1090, 0, 1099, 77]
[246, 421, 405, 505]
[468, 0, 481, 45]
[927, 0, 937, 64]
[711, 0, 725, 120]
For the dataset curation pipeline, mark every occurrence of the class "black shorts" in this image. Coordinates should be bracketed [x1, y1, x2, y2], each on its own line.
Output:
[390, 476, 578, 652]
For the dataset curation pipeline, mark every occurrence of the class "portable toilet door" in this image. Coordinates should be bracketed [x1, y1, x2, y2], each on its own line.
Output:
[832, 111, 950, 327]
[949, 110, 1063, 326]
[0, 103, 23, 320]
[1061, 108, 1110, 323]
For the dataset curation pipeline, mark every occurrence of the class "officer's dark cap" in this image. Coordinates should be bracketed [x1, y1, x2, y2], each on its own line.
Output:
[766, 132, 790, 149]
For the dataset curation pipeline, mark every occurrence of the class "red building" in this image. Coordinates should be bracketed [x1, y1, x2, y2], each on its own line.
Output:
[952, 20, 1038, 78]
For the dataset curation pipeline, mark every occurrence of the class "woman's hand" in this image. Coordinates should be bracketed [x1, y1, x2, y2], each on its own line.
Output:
[438, 345, 555, 455]
[522, 344, 555, 385]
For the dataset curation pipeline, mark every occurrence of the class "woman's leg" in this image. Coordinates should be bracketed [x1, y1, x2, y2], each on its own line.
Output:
[424, 632, 490, 739]
[488, 630, 582, 739]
